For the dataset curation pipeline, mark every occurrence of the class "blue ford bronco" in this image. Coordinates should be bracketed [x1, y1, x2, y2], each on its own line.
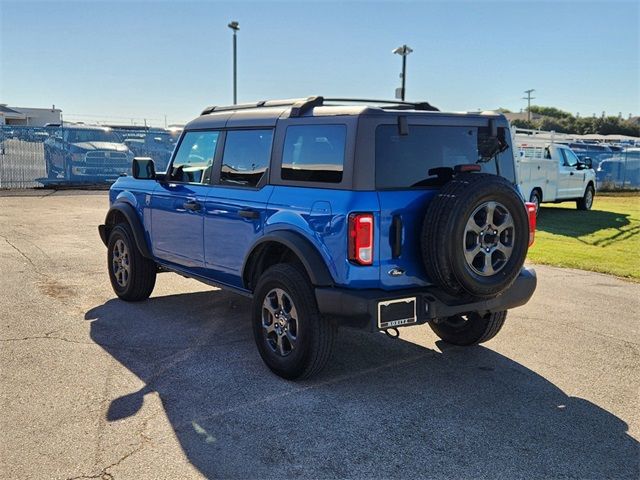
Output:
[99, 97, 537, 379]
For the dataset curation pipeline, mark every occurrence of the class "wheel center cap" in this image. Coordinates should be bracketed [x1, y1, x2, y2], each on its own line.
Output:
[481, 227, 499, 247]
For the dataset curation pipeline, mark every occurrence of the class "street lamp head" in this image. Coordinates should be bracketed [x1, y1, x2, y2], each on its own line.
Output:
[392, 45, 413, 56]
[228, 21, 239, 31]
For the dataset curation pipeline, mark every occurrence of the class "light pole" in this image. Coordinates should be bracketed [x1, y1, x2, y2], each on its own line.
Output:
[392, 45, 413, 101]
[228, 21, 239, 105]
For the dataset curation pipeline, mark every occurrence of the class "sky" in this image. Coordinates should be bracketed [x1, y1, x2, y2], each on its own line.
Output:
[1, 0, 638, 126]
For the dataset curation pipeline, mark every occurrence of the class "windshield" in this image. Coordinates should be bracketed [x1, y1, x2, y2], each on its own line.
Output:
[375, 125, 514, 189]
[67, 129, 121, 144]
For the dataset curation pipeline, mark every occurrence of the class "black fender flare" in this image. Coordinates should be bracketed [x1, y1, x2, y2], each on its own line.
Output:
[98, 202, 152, 259]
[242, 230, 335, 289]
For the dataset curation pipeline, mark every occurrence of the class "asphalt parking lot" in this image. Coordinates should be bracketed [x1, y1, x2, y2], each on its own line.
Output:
[0, 190, 638, 479]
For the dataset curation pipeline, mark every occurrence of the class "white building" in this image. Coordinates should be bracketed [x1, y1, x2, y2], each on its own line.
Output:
[0, 105, 62, 126]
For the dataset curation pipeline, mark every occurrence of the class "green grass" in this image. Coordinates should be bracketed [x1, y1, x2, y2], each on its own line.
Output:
[528, 194, 640, 280]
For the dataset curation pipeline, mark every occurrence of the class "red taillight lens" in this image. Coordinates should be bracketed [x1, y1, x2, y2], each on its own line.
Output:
[348, 213, 374, 265]
[525, 202, 537, 246]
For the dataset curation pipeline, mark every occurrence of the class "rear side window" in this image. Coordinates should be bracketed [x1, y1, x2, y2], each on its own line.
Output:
[375, 125, 515, 189]
[220, 129, 273, 187]
[281, 125, 346, 183]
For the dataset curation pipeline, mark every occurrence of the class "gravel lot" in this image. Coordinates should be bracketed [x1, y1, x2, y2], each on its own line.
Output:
[0, 190, 638, 479]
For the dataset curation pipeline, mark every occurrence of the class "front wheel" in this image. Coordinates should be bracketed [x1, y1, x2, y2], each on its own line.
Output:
[65, 161, 75, 182]
[252, 264, 336, 380]
[429, 311, 507, 346]
[577, 185, 595, 211]
[107, 223, 157, 301]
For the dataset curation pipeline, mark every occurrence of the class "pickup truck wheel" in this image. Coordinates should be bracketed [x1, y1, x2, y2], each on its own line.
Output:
[577, 185, 595, 211]
[252, 264, 336, 380]
[529, 190, 541, 215]
[46, 160, 57, 179]
[107, 223, 156, 301]
[430, 311, 507, 346]
[65, 162, 75, 182]
[421, 173, 529, 299]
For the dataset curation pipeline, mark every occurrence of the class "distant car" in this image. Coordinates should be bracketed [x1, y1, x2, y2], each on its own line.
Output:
[597, 149, 640, 188]
[515, 142, 596, 212]
[44, 126, 133, 181]
[121, 130, 176, 172]
[567, 142, 614, 169]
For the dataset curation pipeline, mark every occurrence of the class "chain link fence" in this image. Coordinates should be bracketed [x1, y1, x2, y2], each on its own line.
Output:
[0, 125, 179, 189]
[1, 124, 638, 190]
[569, 144, 640, 190]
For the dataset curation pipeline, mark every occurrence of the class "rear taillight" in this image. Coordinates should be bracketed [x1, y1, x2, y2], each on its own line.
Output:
[348, 213, 373, 265]
[525, 202, 537, 246]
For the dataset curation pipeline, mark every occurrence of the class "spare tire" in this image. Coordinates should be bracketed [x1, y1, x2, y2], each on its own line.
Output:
[421, 173, 529, 299]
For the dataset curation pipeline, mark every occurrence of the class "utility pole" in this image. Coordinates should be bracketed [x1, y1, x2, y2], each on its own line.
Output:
[523, 89, 535, 122]
[228, 21, 240, 105]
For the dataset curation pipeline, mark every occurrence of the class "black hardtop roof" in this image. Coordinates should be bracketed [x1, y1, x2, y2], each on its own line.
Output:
[185, 96, 506, 130]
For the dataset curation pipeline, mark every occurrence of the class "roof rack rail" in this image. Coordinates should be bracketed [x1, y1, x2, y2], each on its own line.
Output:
[200, 96, 439, 116]
[290, 96, 324, 117]
[201, 96, 324, 117]
[324, 98, 439, 112]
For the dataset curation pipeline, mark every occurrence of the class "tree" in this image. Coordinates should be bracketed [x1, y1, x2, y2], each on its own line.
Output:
[528, 106, 573, 120]
[509, 106, 639, 136]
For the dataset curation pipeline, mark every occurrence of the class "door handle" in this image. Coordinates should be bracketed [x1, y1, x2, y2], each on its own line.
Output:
[570, 172, 574, 176]
[183, 200, 201, 211]
[238, 209, 260, 220]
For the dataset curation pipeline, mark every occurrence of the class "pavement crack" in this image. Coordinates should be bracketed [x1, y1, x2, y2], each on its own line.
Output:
[0, 335, 94, 345]
[1, 234, 43, 275]
[67, 422, 151, 480]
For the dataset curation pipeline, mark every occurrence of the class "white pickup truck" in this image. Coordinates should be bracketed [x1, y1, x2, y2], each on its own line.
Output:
[514, 129, 596, 212]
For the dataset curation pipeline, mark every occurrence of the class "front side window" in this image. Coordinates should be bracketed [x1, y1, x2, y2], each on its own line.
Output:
[220, 129, 273, 187]
[562, 148, 579, 167]
[169, 131, 219, 184]
[281, 125, 346, 183]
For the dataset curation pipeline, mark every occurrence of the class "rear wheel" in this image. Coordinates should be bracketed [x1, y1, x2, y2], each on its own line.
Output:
[429, 311, 507, 346]
[577, 184, 594, 211]
[252, 263, 336, 380]
[107, 223, 156, 301]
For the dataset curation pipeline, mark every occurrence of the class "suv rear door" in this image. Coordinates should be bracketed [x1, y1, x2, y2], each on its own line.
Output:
[203, 129, 274, 287]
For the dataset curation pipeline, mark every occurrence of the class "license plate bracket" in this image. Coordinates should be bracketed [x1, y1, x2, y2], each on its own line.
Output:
[378, 297, 417, 329]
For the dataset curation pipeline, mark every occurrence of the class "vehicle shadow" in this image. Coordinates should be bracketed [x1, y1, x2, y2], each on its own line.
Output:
[537, 206, 637, 246]
[85, 291, 639, 479]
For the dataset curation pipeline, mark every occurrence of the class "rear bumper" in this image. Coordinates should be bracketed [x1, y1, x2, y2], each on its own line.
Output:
[315, 267, 537, 331]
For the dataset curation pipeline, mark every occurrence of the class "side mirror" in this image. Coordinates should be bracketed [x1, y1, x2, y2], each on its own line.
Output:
[583, 157, 593, 169]
[132, 157, 156, 179]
